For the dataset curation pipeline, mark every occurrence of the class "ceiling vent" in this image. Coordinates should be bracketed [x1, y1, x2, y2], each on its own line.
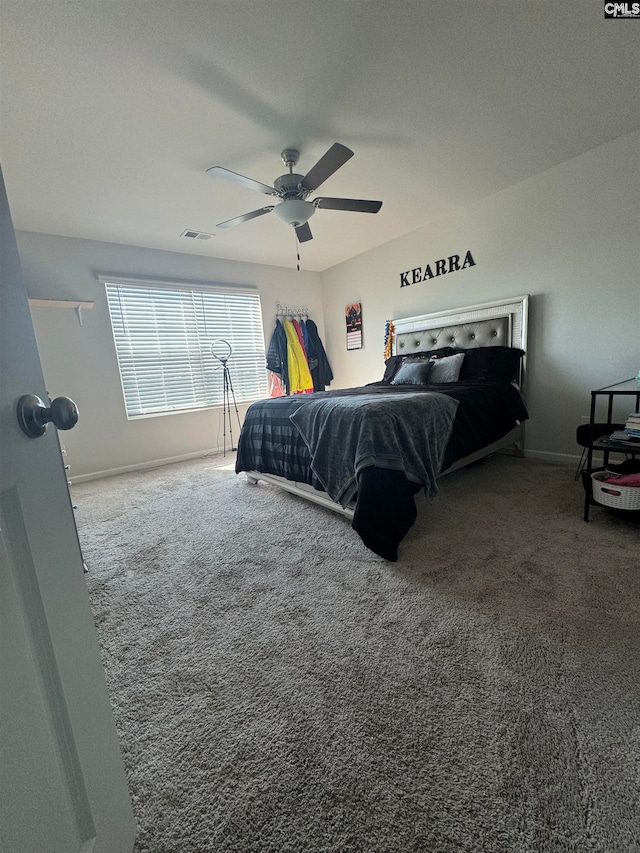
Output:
[181, 229, 213, 240]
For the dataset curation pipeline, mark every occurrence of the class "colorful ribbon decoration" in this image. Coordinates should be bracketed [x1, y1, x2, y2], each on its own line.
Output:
[384, 320, 395, 361]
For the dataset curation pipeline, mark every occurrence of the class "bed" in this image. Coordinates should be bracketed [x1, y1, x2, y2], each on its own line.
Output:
[236, 295, 529, 560]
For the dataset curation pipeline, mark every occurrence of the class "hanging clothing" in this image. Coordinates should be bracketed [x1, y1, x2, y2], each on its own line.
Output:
[300, 318, 310, 353]
[266, 320, 289, 394]
[305, 318, 333, 392]
[266, 313, 332, 395]
[267, 370, 285, 397]
[283, 317, 314, 394]
[292, 318, 307, 356]
[303, 320, 319, 375]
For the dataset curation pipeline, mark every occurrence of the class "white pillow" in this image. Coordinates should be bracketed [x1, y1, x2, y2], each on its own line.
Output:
[390, 360, 434, 385]
[428, 352, 465, 383]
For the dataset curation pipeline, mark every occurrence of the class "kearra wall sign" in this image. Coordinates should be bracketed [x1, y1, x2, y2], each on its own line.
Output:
[399, 250, 476, 288]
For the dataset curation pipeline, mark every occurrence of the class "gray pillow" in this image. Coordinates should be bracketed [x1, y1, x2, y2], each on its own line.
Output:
[390, 360, 434, 385]
[428, 352, 465, 383]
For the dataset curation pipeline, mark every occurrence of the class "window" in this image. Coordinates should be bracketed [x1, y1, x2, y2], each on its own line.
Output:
[104, 278, 268, 418]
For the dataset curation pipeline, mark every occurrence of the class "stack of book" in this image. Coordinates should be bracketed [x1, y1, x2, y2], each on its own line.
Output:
[610, 412, 640, 444]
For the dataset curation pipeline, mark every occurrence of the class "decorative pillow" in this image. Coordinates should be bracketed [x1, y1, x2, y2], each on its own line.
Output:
[382, 347, 453, 383]
[456, 346, 525, 383]
[390, 360, 434, 386]
[428, 352, 465, 383]
[382, 355, 404, 383]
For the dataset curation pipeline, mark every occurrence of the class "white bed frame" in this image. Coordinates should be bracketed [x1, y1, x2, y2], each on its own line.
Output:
[245, 295, 529, 519]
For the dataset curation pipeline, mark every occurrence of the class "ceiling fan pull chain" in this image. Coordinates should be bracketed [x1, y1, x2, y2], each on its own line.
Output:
[295, 232, 301, 271]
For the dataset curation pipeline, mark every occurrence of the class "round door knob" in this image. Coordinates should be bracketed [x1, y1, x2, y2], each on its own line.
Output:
[17, 394, 79, 438]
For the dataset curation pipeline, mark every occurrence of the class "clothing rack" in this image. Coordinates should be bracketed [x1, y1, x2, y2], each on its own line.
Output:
[275, 302, 309, 319]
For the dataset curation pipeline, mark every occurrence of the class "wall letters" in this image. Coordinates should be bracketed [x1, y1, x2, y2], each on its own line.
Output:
[399, 250, 476, 288]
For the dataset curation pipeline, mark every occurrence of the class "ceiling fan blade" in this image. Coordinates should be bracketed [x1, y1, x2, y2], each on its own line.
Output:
[206, 166, 277, 196]
[313, 197, 382, 213]
[295, 222, 313, 243]
[216, 206, 274, 229]
[299, 143, 354, 192]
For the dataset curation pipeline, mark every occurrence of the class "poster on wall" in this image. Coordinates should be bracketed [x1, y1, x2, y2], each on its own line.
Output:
[345, 303, 362, 350]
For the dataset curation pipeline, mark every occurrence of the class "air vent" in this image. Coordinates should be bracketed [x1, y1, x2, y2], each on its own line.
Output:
[181, 229, 213, 240]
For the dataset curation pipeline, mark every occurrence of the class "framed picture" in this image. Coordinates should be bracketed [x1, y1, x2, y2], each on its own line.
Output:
[345, 303, 362, 350]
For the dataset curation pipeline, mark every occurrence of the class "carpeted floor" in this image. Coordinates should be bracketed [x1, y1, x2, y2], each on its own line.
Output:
[73, 453, 640, 853]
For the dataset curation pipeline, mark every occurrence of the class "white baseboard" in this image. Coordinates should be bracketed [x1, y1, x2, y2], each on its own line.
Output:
[69, 445, 624, 485]
[69, 446, 229, 484]
[524, 449, 578, 465]
[525, 447, 630, 466]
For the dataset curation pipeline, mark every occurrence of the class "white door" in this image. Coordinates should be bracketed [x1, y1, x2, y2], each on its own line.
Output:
[0, 167, 135, 852]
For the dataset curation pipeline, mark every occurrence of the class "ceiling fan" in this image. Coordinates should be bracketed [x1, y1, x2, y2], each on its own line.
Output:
[206, 143, 382, 243]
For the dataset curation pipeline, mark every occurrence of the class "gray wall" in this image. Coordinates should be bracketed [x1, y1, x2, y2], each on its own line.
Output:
[321, 131, 640, 461]
[18, 233, 324, 478]
[18, 131, 640, 477]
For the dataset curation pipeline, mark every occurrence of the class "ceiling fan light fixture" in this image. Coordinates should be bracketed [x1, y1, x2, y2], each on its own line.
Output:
[273, 199, 315, 227]
[208, 144, 380, 245]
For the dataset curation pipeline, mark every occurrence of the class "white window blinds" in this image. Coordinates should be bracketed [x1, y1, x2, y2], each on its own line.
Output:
[104, 280, 268, 418]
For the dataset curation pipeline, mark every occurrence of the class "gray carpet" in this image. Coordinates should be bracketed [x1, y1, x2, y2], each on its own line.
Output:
[73, 454, 640, 853]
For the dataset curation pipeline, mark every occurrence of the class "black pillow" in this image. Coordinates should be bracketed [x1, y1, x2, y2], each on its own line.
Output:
[382, 347, 453, 383]
[456, 346, 525, 383]
[390, 360, 434, 386]
[382, 355, 404, 383]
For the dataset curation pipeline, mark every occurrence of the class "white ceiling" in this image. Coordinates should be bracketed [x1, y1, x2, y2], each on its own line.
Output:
[1, 1, 638, 272]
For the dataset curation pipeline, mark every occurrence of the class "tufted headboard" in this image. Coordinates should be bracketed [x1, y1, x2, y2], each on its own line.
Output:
[393, 295, 529, 390]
